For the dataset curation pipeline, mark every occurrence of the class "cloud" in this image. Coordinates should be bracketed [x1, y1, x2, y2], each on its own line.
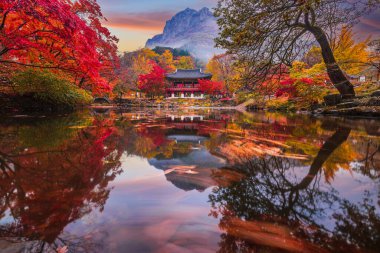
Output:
[104, 11, 175, 31]
[354, 11, 380, 39]
[360, 17, 380, 30]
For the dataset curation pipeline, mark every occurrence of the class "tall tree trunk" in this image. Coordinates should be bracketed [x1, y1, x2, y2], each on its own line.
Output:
[308, 26, 355, 98]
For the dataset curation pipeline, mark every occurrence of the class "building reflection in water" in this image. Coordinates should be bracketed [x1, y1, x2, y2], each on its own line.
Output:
[0, 110, 378, 252]
[148, 112, 231, 191]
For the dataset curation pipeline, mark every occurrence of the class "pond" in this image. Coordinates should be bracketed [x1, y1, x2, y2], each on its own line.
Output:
[0, 109, 379, 253]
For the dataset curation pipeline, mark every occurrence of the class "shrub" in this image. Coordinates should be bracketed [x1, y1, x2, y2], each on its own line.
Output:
[275, 76, 329, 108]
[266, 97, 296, 112]
[12, 69, 93, 109]
[236, 92, 260, 104]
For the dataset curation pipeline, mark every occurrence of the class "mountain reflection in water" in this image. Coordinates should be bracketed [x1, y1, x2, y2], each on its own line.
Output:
[0, 109, 379, 253]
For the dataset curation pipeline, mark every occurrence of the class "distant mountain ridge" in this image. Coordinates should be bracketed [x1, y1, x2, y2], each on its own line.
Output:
[145, 7, 224, 61]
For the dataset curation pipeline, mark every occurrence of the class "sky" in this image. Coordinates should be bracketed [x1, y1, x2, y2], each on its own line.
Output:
[98, 0, 218, 52]
[97, 0, 380, 53]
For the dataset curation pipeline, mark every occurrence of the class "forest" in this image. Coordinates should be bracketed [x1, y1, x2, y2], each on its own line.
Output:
[0, 0, 379, 113]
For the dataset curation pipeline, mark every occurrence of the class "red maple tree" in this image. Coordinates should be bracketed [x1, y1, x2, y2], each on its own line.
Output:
[138, 61, 167, 98]
[198, 79, 224, 96]
[0, 0, 119, 92]
[275, 76, 327, 98]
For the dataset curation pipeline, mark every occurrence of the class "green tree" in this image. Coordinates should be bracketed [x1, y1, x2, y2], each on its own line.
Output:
[12, 69, 93, 109]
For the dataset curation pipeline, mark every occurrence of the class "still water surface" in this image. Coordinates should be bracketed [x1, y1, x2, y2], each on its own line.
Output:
[0, 109, 379, 253]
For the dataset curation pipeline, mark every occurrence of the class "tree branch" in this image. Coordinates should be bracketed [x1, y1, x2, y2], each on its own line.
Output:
[0, 60, 78, 72]
[0, 10, 9, 31]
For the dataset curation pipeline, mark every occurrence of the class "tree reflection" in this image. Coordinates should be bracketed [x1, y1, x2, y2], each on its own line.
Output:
[2, 110, 379, 252]
[210, 125, 380, 253]
[0, 115, 123, 252]
[333, 192, 380, 251]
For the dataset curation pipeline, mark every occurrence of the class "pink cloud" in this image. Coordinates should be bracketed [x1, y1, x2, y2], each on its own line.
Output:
[104, 11, 175, 31]
[354, 10, 380, 38]
[358, 17, 380, 30]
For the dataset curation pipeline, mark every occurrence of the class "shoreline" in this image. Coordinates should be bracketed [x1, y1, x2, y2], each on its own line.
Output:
[2, 105, 380, 120]
[90, 104, 380, 119]
[1, 93, 380, 119]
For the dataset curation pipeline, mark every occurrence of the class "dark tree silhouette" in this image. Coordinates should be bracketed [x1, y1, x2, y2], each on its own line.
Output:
[210, 125, 380, 252]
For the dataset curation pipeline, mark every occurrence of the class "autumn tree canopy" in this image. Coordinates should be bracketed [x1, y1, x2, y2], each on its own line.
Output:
[0, 0, 119, 92]
[158, 50, 176, 72]
[198, 79, 224, 96]
[138, 61, 167, 98]
[206, 54, 242, 95]
[305, 27, 369, 76]
[115, 48, 156, 94]
[215, 0, 380, 97]
[174, 56, 195, 69]
[115, 47, 198, 98]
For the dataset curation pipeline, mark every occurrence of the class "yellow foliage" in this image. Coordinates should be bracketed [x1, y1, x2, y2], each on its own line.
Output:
[158, 50, 176, 72]
[206, 54, 243, 94]
[140, 48, 159, 59]
[306, 63, 326, 76]
[323, 141, 359, 182]
[131, 48, 158, 78]
[331, 27, 369, 75]
[289, 61, 308, 78]
[302, 27, 369, 76]
[207, 59, 218, 79]
[174, 56, 195, 69]
[265, 97, 296, 112]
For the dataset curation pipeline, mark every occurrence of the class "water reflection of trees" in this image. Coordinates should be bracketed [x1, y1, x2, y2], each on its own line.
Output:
[114, 111, 380, 200]
[0, 115, 123, 252]
[2, 110, 378, 252]
[209, 124, 380, 253]
[114, 110, 230, 159]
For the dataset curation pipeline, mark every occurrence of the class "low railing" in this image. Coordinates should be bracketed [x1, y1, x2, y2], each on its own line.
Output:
[166, 87, 202, 92]
[170, 84, 200, 88]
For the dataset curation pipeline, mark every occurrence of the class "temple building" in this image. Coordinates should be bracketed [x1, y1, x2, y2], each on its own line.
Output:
[165, 69, 212, 99]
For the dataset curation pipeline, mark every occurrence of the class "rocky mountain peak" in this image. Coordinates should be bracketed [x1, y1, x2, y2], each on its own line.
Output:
[145, 7, 224, 62]
[199, 7, 212, 16]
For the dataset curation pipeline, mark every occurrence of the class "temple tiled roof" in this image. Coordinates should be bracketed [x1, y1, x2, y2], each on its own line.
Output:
[166, 69, 212, 80]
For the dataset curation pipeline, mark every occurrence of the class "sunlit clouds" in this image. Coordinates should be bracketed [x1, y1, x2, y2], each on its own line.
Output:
[355, 10, 380, 38]
[105, 11, 174, 31]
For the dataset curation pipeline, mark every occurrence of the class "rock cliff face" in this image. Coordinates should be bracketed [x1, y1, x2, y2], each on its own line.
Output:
[145, 7, 224, 61]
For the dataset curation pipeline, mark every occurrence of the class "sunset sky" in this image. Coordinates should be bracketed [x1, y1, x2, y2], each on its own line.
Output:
[98, 0, 380, 53]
